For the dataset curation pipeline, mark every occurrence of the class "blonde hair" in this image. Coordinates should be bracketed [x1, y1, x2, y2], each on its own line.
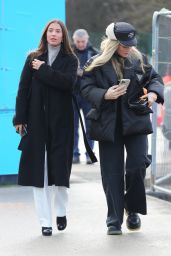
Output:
[85, 38, 145, 73]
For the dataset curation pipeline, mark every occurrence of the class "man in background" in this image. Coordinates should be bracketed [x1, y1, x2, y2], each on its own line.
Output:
[72, 29, 98, 164]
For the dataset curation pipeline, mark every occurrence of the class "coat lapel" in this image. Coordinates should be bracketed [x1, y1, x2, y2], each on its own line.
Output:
[38, 52, 48, 63]
[123, 58, 134, 80]
[101, 58, 134, 88]
[51, 48, 66, 69]
[101, 60, 118, 87]
[37, 47, 67, 70]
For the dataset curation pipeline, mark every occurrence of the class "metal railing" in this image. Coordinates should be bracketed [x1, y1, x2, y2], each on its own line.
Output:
[151, 8, 171, 196]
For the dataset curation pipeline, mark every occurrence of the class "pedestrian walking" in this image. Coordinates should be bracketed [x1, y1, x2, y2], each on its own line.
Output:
[72, 29, 98, 164]
[13, 19, 78, 236]
[81, 22, 164, 235]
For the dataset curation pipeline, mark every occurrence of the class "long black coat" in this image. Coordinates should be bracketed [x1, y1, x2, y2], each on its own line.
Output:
[13, 48, 78, 187]
[81, 56, 164, 142]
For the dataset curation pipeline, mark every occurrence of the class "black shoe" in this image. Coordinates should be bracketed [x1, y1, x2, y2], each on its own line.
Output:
[86, 157, 93, 165]
[107, 226, 122, 235]
[42, 227, 52, 236]
[56, 216, 67, 231]
[72, 156, 80, 164]
[126, 212, 141, 230]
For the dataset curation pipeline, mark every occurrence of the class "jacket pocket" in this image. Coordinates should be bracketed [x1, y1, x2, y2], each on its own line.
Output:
[86, 108, 115, 142]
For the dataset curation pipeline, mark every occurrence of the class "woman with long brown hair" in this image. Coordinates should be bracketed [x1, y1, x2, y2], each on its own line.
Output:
[13, 19, 78, 236]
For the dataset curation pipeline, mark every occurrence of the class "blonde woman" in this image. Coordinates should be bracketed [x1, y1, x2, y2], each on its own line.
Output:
[81, 22, 164, 235]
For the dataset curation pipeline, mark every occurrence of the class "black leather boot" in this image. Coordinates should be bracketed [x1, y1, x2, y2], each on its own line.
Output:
[42, 227, 52, 236]
[56, 216, 67, 231]
[126, 212, 141, 230]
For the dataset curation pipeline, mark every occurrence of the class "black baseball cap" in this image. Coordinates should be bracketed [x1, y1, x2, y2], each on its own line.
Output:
[106, 22, 137, 47]
[114, 22, 137, 46]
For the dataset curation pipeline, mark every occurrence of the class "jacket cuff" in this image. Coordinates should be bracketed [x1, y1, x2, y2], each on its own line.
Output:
[12, 115, 27, 126]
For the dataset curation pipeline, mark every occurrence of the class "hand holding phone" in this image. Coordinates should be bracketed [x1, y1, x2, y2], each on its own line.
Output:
[119, 79, 130, 89]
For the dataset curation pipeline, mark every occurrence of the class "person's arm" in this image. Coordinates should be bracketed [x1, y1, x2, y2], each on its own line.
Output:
[13, 56, 32, 126]
[141, 55, 164, 105]
[81, 70, 107, 109]
[81, 68, 127, 109]
[34, 55, 78, 92]
[145, 67, 164, 104]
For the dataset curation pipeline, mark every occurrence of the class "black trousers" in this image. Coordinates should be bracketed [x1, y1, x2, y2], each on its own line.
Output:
[99, 130, 150, 229]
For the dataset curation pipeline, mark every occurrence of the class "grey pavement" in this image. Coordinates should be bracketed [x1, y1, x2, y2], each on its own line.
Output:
[0, 163, 171, 256]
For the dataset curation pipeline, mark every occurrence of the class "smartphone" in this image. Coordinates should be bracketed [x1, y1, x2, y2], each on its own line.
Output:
[119, 79, 130, 89]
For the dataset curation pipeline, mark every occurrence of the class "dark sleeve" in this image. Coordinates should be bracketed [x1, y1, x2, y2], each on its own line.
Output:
[146, 68, 164, 104]
[34, 55, 78, 92]
[93, 47, 99, 56]
[13, 55, 32, 126]
[80, 69, 107, 109]
[143, 55, 164, 104]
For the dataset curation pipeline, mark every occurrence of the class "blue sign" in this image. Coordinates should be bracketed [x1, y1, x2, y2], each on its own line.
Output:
[0, 0, 65, 175]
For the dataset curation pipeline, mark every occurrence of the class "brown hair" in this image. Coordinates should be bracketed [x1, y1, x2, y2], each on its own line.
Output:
[29, 19, 74, 60]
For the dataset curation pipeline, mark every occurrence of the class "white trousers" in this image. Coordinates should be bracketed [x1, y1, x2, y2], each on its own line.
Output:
[33, 152, 68, 227]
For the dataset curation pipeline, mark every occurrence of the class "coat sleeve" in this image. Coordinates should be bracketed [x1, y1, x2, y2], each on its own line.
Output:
[143, 56, 164, 104]
[81, 69, 107, 109]
[13, 56, 32, 126]
[34, 55, 78, 92]
[145, 67, 164, 104]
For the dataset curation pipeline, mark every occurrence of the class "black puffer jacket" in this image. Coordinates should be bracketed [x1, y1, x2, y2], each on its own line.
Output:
[81, 56, 164, 142]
